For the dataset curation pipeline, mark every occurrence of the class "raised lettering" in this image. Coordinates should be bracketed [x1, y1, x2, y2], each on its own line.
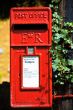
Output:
[29, 14, 33, 18]
[22, 33, 28, 43]
[22, 32, 43, 43]
[35, 33, 43, 43]
[14, 12, 47, 20]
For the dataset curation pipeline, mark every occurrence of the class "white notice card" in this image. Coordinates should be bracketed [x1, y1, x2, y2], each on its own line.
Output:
[22, 56, 39, 88]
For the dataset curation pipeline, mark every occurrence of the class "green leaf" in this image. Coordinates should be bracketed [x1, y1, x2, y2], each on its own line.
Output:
[71, 78, 73, 83]
[68, 60, 73, 66]
[71, 43, 73, 49]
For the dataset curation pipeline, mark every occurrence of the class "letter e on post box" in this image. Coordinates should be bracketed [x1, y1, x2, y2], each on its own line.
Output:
[10, 7, 52, 108]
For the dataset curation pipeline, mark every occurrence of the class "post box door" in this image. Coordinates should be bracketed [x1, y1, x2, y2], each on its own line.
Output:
[11, 47, 52, 107]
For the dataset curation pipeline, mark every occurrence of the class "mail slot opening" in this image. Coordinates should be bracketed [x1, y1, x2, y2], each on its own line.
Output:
[12, 24, 48, 31]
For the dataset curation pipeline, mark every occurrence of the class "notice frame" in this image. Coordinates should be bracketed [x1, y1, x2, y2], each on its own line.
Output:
[21, 55, 40, 89]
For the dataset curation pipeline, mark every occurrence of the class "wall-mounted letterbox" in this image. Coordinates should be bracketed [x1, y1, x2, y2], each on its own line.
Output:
[10, 7, 52, 108]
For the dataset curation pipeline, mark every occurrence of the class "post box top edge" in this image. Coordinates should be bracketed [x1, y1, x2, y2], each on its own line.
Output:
[10, 7, 52, 12]
[10, 7, 52, 24]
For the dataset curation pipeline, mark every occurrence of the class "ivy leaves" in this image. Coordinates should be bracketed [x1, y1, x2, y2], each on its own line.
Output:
[49, 1, 73, 85]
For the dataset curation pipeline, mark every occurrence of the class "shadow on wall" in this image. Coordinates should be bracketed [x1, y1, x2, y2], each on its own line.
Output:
[0, 82, 25, 110]
[0, 82, 10, 109]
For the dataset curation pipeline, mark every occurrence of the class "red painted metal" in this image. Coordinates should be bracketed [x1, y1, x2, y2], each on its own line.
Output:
[53, 94, 73, 99]
[10, 7, 52, 108]
[10, 7, 52, 47]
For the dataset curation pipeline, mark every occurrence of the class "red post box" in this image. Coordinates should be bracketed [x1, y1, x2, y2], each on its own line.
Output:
[10, 7, 52, 108]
